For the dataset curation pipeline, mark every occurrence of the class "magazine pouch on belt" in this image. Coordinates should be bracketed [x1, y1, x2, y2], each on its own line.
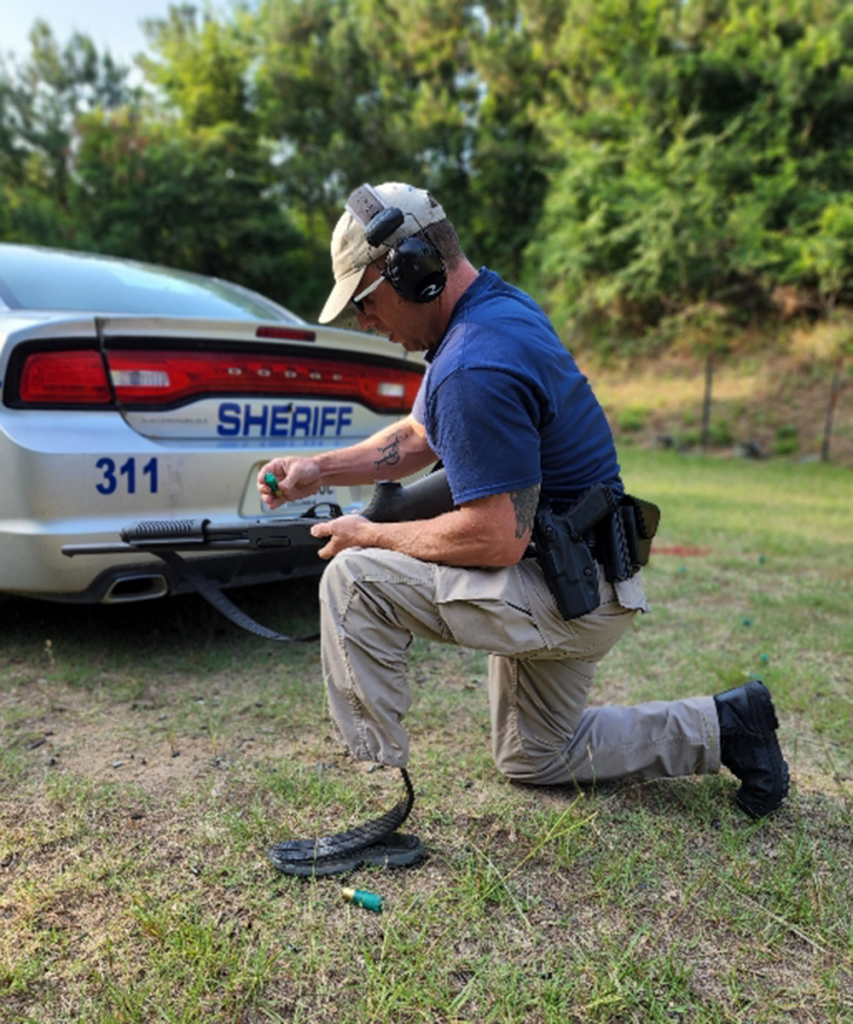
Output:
[595, 493, 661, 583]
[618, 494, 660, 573]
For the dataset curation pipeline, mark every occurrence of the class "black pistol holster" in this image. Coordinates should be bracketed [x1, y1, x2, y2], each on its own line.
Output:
[533, 486, 660, 621]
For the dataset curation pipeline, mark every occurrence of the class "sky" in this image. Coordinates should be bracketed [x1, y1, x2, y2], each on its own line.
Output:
[2, 0, 177, 66]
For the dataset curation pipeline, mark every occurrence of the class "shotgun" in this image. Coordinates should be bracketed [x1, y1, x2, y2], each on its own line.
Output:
[62, 469, 455, 639]
[62, 468, 455, 560]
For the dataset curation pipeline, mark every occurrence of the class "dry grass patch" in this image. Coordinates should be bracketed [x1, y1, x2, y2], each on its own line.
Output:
[585, 351, 852, 466]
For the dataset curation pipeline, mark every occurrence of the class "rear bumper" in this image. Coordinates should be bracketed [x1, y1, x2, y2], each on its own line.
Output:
[21, 547, 325, 604]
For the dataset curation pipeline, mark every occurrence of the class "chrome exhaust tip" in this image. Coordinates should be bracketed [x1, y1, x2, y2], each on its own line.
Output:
[101, 573, 169, 604]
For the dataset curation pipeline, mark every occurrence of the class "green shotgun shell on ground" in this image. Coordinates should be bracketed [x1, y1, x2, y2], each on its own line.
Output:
[341, 887, 383, 913]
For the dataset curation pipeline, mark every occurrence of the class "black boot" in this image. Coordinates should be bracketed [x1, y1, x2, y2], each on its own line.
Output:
[714, 680, 790, 819]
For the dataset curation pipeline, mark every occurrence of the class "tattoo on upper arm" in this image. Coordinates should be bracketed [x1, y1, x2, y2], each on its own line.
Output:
[375, 429, 408, 467]
[511, 485, 540, 538]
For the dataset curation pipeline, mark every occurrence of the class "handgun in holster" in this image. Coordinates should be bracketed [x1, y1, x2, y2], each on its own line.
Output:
[534, 486, 660, 621]
[533, 484, 616, 620]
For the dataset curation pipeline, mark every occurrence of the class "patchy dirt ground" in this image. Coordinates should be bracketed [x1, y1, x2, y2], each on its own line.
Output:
[2, 627, 851, 1023]
[3, 661, 846, 817]
[2, 674, 318, 800]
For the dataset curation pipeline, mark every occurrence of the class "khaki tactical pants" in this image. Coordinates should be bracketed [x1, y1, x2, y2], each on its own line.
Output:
[319, 548, 720, 785]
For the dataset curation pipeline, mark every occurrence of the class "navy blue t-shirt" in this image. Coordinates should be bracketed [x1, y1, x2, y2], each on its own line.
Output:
[411, 269, 621, 505]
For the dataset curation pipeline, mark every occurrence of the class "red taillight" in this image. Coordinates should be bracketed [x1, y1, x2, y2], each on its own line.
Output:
[18, 349, 111, 405]
[255, 326, 316, 342]
[106, 350, 422, 413]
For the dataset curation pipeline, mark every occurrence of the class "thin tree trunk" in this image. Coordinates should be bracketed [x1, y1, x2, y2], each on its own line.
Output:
[701, 353, 714, 450]
[821, 357, 844, 463]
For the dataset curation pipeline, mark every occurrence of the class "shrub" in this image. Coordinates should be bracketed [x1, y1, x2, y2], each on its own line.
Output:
[708, 420, 734, 446]
[618, 406, 649, 432]
[774, 424, 800, 456]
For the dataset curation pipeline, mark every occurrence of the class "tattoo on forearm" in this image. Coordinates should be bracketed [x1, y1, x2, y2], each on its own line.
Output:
[375, 429, 408, 467]
[511, 485, 540, 538]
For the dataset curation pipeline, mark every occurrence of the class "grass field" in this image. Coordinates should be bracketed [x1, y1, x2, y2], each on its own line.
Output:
[1, 448, 851, 1023]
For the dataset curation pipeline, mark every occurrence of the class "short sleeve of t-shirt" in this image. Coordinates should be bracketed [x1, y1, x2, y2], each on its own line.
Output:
[424, 365, 543, 505]
[412, 268, 621, 503]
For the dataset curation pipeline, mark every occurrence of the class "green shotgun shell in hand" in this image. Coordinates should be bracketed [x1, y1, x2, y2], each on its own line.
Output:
[264, 472, 282, 498]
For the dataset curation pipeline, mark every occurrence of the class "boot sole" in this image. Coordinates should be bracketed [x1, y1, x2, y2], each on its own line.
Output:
[736, 681, 790, 819]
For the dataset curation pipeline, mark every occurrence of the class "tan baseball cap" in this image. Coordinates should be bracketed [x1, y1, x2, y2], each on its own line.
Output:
[318, 182, 446, 324]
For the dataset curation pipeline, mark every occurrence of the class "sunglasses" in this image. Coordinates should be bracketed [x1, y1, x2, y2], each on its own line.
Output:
[351, 274, 387, 314]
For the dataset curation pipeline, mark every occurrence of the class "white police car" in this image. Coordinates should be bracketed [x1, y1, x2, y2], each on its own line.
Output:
[0, 244, 423, 603]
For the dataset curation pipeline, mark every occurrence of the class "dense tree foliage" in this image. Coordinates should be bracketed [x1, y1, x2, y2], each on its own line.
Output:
[0, 23, 133, 245]
[1, 0, 852, 347]
[527, 0, 853, 349]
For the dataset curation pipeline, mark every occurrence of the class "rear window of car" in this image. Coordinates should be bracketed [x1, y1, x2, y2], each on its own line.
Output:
[0, 246, 302, 323]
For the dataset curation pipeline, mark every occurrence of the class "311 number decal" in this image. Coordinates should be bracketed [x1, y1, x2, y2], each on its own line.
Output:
[95, 457, 159, 495]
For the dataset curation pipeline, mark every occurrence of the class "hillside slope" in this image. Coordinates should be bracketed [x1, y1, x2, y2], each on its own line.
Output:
[585, 352, 852, 468]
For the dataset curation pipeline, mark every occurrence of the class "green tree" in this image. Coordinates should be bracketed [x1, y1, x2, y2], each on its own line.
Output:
[527, 0, 853, 349]
[0, 12, 315, 313]
[70, 106, 309, 311]
[140, 3, 257, 131]
[0, 22, 134, 246]
[0, 22, 133, 214]
[467, 1, 561, 282]
[249, 0, 563, 288]
[253, 0, 480, 219]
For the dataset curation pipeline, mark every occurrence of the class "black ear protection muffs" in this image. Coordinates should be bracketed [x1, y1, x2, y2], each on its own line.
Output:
[348, 187, 447, 305]
[384, 235, 446, 304]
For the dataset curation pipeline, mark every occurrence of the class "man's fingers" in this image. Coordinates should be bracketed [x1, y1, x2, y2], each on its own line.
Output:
[311, 522, 336, 559]
[310, 516, 369, 560]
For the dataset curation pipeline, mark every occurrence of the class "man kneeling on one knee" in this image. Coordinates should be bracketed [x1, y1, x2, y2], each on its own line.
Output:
[259, 182, 789, 865]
